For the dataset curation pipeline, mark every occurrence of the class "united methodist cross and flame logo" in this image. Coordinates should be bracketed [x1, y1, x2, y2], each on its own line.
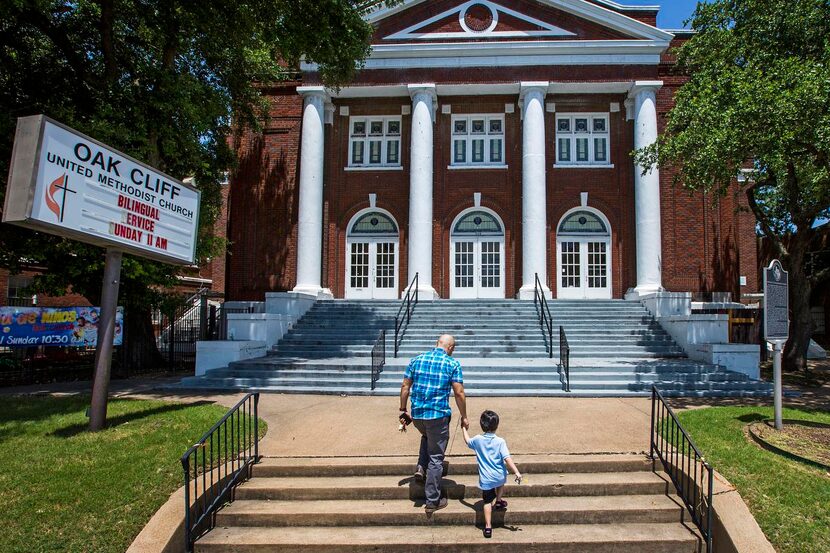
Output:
[44, 173, 76, 223]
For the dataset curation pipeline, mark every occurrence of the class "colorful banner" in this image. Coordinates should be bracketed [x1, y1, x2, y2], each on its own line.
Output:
[0, 306, 123, 347]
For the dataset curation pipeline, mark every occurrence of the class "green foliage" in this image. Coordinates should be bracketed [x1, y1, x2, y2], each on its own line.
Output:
[0, 396, 265, 553]
[676, 406, 830, 553]
[0, 0, 386, 304]
[635, 0, 830, 239]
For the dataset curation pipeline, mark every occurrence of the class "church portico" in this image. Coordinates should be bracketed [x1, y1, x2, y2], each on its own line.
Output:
[227, 1, 759, 303]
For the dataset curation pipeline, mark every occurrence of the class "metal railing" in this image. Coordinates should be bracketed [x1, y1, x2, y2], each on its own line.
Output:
[533, 273, 554, 358]
[371, 329, 386, 390]
[559, 325, 570, 392]
[182, 393, 260, 552]
[650, 386, 714, 553]
[394, 273, 419, 358]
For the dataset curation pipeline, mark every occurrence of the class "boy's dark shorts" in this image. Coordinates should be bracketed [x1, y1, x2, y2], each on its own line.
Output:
[482, 488, 497, 503]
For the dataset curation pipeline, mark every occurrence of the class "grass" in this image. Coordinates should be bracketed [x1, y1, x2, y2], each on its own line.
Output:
[0, 395, 264, 553]
[676, 406, 830, 553]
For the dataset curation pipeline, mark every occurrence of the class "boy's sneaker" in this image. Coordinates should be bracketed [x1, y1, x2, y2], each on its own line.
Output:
[413, 466, 425, 481]
[424, 497, 448, 514]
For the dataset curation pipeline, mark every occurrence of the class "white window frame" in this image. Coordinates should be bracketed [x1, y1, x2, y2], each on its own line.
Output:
[347, 116, 402, 168]
[554, 113, 613, 168]
[450, 114, 506, 168]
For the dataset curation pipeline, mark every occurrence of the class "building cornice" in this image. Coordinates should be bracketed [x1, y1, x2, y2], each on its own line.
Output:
[302, 39, 670, 71]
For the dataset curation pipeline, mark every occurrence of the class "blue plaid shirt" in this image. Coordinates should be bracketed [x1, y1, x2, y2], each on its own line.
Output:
[404, 347, 463, 420]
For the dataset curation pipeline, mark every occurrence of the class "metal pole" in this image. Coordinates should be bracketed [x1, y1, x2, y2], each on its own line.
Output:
[89, 248, 123, 431]
[773, 341, 783, 430]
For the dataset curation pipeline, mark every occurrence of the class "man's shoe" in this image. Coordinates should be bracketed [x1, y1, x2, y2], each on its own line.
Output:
[413, 466, 425, 482]
[424, 497, 448, 514]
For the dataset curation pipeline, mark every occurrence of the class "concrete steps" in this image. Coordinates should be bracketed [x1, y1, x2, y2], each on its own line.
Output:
[195, 454, 701, 552]
[173, 298, 772, 398]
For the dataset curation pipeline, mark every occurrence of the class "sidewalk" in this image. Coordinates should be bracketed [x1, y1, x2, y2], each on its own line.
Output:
[2, 377, 655, 457]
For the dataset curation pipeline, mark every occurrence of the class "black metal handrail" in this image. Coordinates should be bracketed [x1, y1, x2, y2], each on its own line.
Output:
[371, 329, 386, 390]
[559, 325, 570, 392]
[533, 273, 553, 358]
[650, 386, 714, 553]
[182, 393, 260, 552]
[394, 273, 419, 358]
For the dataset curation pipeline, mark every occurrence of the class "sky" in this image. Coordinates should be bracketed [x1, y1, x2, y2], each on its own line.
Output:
[618, 0, 700, 29]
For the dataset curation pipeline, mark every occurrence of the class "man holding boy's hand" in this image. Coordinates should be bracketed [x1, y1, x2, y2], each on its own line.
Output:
[399, 334, 468, 514]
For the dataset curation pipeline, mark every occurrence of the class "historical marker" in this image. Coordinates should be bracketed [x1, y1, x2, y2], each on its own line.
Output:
[763, 259, 789, 430]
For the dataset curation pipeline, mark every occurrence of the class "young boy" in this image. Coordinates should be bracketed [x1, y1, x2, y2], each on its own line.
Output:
[462, 410, 522, 538]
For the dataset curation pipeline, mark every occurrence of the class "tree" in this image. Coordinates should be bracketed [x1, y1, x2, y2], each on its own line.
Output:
[635, 0, 830, 371]
[0, 0, 391, 364]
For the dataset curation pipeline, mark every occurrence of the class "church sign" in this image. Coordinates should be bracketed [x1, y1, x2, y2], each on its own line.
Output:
[763, 259, 789, 343]
[3, 115, 199, 265]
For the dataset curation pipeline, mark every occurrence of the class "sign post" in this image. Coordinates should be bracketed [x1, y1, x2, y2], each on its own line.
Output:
[88, 249, 123, 431]
[763, 259, 789, 430]
[3, 115, 200, 431]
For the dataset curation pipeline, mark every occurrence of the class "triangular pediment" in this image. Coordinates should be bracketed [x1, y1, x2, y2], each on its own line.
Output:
[386, 1, 577, 40]
[369, 0, 673, 43]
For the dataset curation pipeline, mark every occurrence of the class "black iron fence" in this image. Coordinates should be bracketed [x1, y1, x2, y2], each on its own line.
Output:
[559, 325, 570, 392]
[371, 330, 386, 391]
[650, 386, 714, 553]
[0, 293, 230, 387]
[394, 273, 419, 358]
[182, 393, 260, 553]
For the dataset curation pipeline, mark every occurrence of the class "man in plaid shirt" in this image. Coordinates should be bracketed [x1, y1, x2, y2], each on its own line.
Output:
[399, 334, 468, 514]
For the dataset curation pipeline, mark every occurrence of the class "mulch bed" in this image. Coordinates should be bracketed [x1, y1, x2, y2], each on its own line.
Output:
[748, 419, 830, 469]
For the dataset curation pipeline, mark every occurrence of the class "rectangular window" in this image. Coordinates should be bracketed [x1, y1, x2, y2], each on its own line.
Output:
[348, 116, 402, 167]
[351, 141, 364, 165]
[450, 114, 505, 167]
[369, 140, 382, 164]
[555, 113, 611, 166]
[557, 138, 571, 162]
[576, 138, 589, 162]
[454, 140, 466, 163]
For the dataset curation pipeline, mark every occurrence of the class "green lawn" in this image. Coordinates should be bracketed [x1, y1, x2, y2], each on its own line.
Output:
[0, 395, 258, 553]
[676, 406, 830, 553]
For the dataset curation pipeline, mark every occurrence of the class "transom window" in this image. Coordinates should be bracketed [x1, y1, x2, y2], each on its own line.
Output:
[348, 117, 401, 167]
[555, 113, 610, 165]
[558, 210, 609, 235]
[349, 211, 398, 236]
[453, 210, 503, 235]
[451, 115, 505, 166]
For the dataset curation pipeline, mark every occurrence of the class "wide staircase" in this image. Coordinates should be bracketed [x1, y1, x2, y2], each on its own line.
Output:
[178, 298, 773, 397]
[195, 454, 702, 552]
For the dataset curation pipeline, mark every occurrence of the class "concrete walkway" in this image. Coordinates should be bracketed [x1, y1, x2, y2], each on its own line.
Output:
[2, 377, 656, 457]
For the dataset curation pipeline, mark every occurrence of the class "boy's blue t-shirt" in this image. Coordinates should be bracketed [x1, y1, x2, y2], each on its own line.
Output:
[467, 433, 511, 490]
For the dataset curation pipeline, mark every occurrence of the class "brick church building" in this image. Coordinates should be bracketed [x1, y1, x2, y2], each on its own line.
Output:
[226, 0, 759, 302]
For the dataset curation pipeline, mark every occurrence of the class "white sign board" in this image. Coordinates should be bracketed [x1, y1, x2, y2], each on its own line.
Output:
[763, 259, 789, 343]
[3, 115, 199, 265]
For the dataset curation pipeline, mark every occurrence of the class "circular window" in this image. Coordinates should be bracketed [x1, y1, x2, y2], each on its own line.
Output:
[464, 3, 493, 32]
[370, 217, 379, 226]
[460, 2, 497, 34]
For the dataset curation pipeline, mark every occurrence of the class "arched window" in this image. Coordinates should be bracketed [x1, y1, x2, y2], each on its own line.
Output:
[557, 210, 608, 235]
[349, 211, 398, 236]
[452, 210, 502, 235]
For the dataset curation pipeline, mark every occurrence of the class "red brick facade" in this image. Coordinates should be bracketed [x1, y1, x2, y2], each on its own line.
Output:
[225, 1, 760, 301]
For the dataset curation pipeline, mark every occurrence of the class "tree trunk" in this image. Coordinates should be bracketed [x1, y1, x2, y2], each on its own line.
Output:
[783, 259, 813, 372]
[117, 304, 164, 376]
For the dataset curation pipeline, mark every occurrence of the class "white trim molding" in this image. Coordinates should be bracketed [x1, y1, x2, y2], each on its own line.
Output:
[302, 40, 669, 71]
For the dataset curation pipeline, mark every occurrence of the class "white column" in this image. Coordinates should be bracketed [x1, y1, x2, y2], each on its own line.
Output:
[629, 81, 663, 298]
[406, 84, 438, 299]
[518, 82, 551, 299]
[292, 86, 332, 298]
